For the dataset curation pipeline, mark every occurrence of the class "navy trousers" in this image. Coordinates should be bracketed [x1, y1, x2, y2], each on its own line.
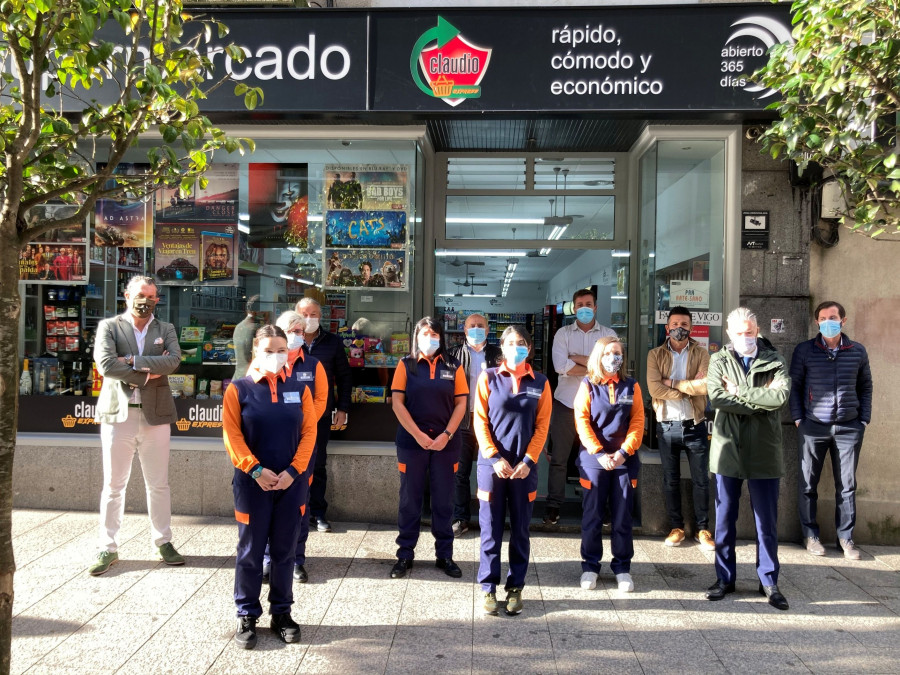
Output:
[476, 462, 538, 592]
[656, 421, 710, 530]
[578, 450, 639, 575]
[396, 442, 459, 560]
[452, 425, 478, 522]
[797, 418, 865, 540]
[713, 473, 780, 587]
[233, 471, 305, 618]
[262, 446, 317, 569]
[309, 414, 332, 518]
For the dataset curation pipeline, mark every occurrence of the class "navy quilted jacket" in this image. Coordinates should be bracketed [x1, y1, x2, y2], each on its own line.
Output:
[789, 334, 873, 424]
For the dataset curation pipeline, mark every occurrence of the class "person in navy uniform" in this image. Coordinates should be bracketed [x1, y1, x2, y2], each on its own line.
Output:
[575, 336, 645, 594]
[389, 317, 469, 579]
[473, 325, 552, 615]
[223, 325, 317, 649]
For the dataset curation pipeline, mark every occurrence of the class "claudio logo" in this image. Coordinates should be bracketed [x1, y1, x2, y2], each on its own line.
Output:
[410, 16, 491, 107]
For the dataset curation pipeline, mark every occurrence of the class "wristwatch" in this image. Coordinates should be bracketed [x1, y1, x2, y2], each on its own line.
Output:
[250, 465, 263, 480]
[443, 430, 453, 440]
[124, 354, 134, 366]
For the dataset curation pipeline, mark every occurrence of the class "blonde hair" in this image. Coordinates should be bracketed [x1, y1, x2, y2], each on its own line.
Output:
[276, 310, 305, 333]
[586, 336, 626, 384]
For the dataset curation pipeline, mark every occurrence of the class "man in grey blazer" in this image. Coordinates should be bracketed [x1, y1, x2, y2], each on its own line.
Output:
[89, 275, 184, 575]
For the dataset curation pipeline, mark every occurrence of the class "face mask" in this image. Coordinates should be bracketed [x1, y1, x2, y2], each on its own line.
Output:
[258, 352, 288, 374]
[466, 327, 486, 345]
[669, 326, 690, 342]
[819, 319, 842, 339]
[132, 299, 156, 318]
[286, 333, 304, 351]
[418, 335, 440, 357]
[304, 317, 320, 333]
[503, 345, 529, 366]
[575, 307, 595, 324]
[731, 335, 757, 355]
[602, 354, 623, 373]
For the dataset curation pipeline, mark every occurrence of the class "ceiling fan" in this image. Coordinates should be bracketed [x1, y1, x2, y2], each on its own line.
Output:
[453, 272, 488, 289]
[543, 167, 583, 227]
[441, 257, 485, 268]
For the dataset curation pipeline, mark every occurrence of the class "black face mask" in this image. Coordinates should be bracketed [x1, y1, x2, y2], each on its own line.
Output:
[669, 327, 691, 342]
[132, 299, 156, 318]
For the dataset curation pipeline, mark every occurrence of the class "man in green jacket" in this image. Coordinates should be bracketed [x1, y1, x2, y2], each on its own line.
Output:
[704, 307, 791, 610]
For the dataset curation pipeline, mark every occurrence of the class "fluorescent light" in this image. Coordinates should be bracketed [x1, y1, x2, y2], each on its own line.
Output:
[287, 247, 301, 253]
[297, 278, 315, 285]
[539, 247, 552, 255]
[279, 274, 295, 280]
[648, 252, 656, 258]
[548, 224, 568, 241]
[465, 293, 498, 298]
[238, 224, 250, 234]
[435, 250, 527, 257]
[611, 250, 631, 257]
[446, 217, 543, 225]
[239, 213, 249, 222]
[611, 295, 628, 300]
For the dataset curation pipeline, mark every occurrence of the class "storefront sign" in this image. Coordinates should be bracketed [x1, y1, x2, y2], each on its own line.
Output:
[655, 310, 722, 326]
[741, 210, 770, 250]
[669, 280, 710, 309]
[410, 16, 492, 107]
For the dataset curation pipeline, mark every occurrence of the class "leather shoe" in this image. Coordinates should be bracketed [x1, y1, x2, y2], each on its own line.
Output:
[705, 579, 736, 601]
[293, 564, 308, 583]
[435, 558, 462, 578]
[390, 558, 413, 579]
[759, 583, 789, 610]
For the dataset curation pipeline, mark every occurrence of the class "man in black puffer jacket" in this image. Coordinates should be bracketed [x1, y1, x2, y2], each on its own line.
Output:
[790, 301, 873, 561]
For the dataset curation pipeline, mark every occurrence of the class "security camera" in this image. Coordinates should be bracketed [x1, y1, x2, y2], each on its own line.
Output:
[745, 126, 764, 140]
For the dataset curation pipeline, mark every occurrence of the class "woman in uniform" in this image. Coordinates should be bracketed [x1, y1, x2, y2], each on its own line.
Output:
[473, 325, 552, 615]
[389, 316, 468, 579]
[223, 325, 317, 649]
[575, 336, 644, 593]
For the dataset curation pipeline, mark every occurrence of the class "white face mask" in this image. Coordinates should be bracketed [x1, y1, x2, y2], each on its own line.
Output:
[286, 333, 304, 351]
[418, 334, 440, 357]
[731, 335, 757, 356]
[304, 317, 320, 333]
[258, 352, 288, 374]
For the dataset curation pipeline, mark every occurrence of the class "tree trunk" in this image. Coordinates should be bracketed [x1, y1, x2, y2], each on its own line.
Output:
[0, 220, 23, 675]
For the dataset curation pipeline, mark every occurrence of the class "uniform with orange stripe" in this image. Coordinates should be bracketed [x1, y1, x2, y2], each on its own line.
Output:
[473, 356, 551, 598]
[390, 319, 468, 571]
[224, 344, 317, 621]
[574, 338, 645, 583]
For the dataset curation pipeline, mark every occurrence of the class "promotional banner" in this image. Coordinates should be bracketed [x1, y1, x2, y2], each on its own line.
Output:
[19, 201, 88, 284]
[325, 210, 407, 248]
[325, 249, 406, 288]
[155, 164, 239, 225]
[247, 163, 309, 249]
[154, 223, 238, 286]
[94, 163, 153, 248]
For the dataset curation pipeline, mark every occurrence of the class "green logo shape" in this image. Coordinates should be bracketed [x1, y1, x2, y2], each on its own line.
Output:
[410, 16, 478, 99]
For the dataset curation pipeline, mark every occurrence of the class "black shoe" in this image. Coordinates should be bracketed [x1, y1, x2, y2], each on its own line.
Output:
[316, 517, 332, 533]
[234, 616, 258, 649]
[451, 519, 469, 537]
[705, 579, 736, 601]
[271, 613, 301, 643]
[294, 564, 308, 583]
[543, 507, 560, 525]
[391, 558, 413, 579]
[435, 558, 462, 578]
[262, 561, 270, 585]
[759, 583, 789, 610]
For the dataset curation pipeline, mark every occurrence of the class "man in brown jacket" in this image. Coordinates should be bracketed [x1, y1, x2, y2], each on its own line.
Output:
[646, 306, 714, 550]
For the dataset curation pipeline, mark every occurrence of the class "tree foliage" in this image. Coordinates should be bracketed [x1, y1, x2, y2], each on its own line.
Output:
[754, 0, 900, 236]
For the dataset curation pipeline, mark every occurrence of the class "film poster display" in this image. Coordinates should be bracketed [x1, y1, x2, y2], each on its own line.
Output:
[94, 163, 153, 248]
[323, 164, 409, 291]
[19, 201, 89, 283]
[154, 164, 239, 224]
[247, 163, 309, 249]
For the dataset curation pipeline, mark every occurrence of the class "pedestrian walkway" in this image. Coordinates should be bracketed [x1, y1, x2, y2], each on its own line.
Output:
[10, 508, 900, 674]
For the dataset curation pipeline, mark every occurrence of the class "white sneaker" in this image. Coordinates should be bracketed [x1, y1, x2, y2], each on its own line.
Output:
[616, 572, 634, 592]
[580, 571, 598, 590]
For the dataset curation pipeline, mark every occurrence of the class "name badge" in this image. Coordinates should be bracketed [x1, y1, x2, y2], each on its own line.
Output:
[439, 370, 455, 381]
[283, 391, 301, 404]
[526, 387, 543, 399]
[296, 371, 314, 381]
[617, 394, 633, 405]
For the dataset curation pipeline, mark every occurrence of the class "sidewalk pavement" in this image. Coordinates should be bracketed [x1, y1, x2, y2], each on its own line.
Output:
[10, 509, 900, 674]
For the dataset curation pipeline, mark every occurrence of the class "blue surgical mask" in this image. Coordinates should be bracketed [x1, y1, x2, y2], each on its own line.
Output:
[466, 327, 486, 345]
[576, 307, 595, 324]
[503, 345, 529, 366]
[731, 335, 757, 356]
[819, 319, 842, 339]
[418, 335, 440, 357]
[601, 354, 623, 373]
[286, 333, 304, 351]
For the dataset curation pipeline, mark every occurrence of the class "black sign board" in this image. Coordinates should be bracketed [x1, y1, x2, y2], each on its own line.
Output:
[741, 210, 770, 250]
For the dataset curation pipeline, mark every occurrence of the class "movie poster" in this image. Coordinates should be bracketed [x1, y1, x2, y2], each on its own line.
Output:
[324, 249, 406, 289]
[154, 223, 238, 286]
[155, 164, 239, 224]
[247, 163, 309, 249]
[324, 165, 408, 211]
[325, 210, 407, 248]
[94, 163, 153, 248]
[19, 201, 89, 284]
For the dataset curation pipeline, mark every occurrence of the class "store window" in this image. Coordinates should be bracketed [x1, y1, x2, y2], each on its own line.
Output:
[17, 138, 422, 442]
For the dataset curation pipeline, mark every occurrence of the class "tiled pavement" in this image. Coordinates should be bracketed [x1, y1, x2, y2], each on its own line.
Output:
[10, 508, 900, 674]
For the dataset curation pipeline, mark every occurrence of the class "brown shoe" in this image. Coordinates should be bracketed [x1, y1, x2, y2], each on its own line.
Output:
[695, 530, 716, 551]
[665, 528, 685, 547]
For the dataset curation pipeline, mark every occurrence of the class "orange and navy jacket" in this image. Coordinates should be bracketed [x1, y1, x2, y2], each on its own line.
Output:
[285, 347, 328, 421]
[574, 374, 644, 456]
[391, 352, 468, 449]
[474, 363, 552, 468]
[223, 364, 317, 479]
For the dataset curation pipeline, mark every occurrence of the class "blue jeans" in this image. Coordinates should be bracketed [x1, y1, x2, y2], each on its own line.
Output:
[656, 421, 710, 530]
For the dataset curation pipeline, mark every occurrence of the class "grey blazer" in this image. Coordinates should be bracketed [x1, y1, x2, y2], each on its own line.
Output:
[93, 314, 182, 426]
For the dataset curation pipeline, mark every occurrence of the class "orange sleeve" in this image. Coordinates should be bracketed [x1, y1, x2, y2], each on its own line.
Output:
[524, 380, 553, 465]
[313, 361, 328, 420]
[473, 371, 498, 459]
[223, 383, 259, 473]
[574, 380, 604, 454]
[391, 362, 407, 392]
[454, 364, 469, 397]
[622, 382, 645, 455]
[291, 387, 318, 476]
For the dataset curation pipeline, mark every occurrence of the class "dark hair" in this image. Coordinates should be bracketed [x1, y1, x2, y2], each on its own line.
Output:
[814, 301, 845, 320]
[359, 260, 372, 272]
[410, 316, 446, 360]
[573, 288, 596, 304]
[252, 324, 287, 347]
[667, 306, 693, 324]
[499, 325, 533, 360]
